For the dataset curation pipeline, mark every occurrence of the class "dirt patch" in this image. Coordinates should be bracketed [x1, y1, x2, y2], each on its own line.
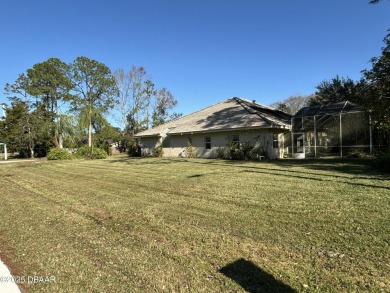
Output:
[0, 235, 29, 292]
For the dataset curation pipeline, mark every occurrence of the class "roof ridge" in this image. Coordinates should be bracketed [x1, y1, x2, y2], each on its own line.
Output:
[234, 97, 276, 110]
[234, 97, 290, 126]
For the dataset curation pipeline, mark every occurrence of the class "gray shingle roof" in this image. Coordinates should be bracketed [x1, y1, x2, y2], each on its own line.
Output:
[135, 97, 292, 138]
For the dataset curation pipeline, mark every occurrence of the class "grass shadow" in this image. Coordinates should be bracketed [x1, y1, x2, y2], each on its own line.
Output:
[241, 169, 390, 191]
[107, 156, 175, 165]
[180, 159, 390, 191]
[276, 158, 388, 178]
[105, 157, 389, 189]
[219, 258, 296, 293]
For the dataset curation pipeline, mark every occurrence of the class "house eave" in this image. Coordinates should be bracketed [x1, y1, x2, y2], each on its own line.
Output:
[167, 124, 291, 136]
[134, 134, 162, 138]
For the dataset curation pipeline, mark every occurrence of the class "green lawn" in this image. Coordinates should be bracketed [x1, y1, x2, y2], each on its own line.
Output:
[0, 157, 389, 292]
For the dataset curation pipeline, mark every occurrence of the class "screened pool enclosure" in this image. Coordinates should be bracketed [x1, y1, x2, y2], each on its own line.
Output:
[291, 101, 372, 158]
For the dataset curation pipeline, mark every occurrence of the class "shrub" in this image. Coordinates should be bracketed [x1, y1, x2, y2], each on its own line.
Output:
[91, 147, 108, 159]
[128, 143, 141, 157]
[216, 137, 267, 161]
[241, 141, 266, 160]
[221, 137, 239, 160]
[186, 137, 195, 158]
[346, 149, 372, 158]
[215, 147, 225, 159]
[374, 150, 390, 173]
[76, 145, 91, 159]
[218, 142, 243, 160]
[76, 146, 108, 160]
[231, 148, 244, 160]
[154, 145, 164, 157]
[222, 147, 232, 160]
[47, 148, 72, 160]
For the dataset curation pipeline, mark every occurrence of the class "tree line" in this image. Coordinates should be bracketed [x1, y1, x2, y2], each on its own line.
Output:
[0, 57, 180, 157]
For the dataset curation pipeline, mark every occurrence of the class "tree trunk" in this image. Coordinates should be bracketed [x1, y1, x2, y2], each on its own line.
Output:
[88, 104, 92, 147]
[88, 120, 92, 147]
[59, 134, 63, 149]
[56, 102, 63, 149]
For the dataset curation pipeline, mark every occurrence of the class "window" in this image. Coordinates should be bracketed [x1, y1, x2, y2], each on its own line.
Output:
[228, 134, 240, 147]
[205, 137, 211, 149]
[273, 133, 279, 148]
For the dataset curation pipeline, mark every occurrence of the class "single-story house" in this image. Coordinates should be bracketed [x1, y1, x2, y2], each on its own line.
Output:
[135, 97, 292, 159]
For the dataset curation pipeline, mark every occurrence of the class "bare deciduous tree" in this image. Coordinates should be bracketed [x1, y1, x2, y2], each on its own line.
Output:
[114, 66, 155, 136]
[270, 95, 312, 115]
[114, 66, 180, 135]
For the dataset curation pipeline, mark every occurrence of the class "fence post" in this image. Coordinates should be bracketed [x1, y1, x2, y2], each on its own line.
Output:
[369, 113, 373, 154]
[340, 113, 343, 157]
[314, 115, 317, 158]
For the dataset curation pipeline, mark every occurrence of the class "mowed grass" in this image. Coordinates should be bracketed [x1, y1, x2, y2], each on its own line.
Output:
[0, 157, 389, 292]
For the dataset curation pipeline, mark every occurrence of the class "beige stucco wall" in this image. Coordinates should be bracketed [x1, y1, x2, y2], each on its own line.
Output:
[139, 129, 289, 159]
[139, 137, 161, 156]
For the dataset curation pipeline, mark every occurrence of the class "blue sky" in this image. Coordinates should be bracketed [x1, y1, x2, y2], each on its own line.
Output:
[0, 0, 388, 116]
